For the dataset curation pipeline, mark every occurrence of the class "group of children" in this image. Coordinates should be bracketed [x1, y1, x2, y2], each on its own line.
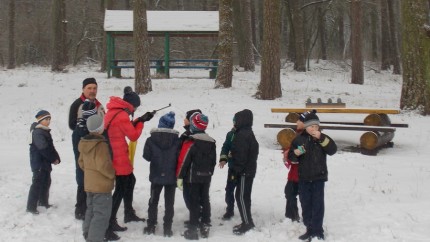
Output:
[27, 79, 336, 242]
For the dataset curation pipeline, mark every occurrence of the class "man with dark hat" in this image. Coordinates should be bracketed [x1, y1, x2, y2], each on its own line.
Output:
[69, 78, 105, 220]
[288, 110, 337, 241]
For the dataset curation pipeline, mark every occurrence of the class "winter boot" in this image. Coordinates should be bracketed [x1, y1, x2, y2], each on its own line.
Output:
[104, 229, 120, 241]
[143, 224, 156, 235]
[38, 201, 53, 209]
[233, 222, 255, 235]
[222, 209, 234, 220]
[298, 229, 312, 241]
[199, 223, 211, 238]
[183, 226, 199, 240]
[109, 218, 128, 232]
[124, 210, 145, 223]
[26, 208, 39, 215]
[163, 224, 173, 237]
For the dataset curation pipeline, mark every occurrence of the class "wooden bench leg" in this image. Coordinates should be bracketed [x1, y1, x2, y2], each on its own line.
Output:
[112, 68, 121, 78]
[209, 68, 217, 79]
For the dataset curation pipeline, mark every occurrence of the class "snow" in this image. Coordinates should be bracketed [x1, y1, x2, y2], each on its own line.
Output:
[0, 61, 429, 242]
[104, 10, 219, 32]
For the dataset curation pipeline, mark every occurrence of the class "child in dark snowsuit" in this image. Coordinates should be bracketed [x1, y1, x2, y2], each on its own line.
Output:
[177, 113, 216, 240]
[27, 110, 60, 214]
[219, 125, 237, 220]
[288, 111, 337, 241]
[230, 109, 259, 235]
[143, 112, 181, 237]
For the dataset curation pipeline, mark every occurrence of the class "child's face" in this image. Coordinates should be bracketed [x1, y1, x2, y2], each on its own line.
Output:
[296, 120, 305, 130]
[305, 124, 319, 133]
[40, 117, 51, 127]
[184, 118, 190, 126]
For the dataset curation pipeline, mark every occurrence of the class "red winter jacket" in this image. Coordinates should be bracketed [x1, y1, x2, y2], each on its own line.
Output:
[176, 139, 193, 177]
[104, 96, 144, 175]
[283, 148, 299, 182]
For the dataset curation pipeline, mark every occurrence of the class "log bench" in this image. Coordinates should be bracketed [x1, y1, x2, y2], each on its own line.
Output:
[266, 108, 408, 155]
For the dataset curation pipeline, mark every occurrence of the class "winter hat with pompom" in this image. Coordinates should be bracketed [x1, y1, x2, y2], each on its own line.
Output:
[158, 111, 176, 129]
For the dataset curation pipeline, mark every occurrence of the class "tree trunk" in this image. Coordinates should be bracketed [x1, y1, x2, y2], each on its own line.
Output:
[215, 0, 234, 88]
[289, 0, 306, 71]
[256, 0, 282, 100]
[51, 0, 65, 72]
[337, 5, 345, 59]
[350, 0, 364, 85]
[60, 0, 68, 66]
[318, 7, 327, 60]
[380, 0, 391, 70]
[387, 0, 401, 74]
[233, 0, 245, 67]
[133, 0, 152, 94]
[400, 0, 430, 114]
[7, 0, 16, 69]
[242, 0, 255, 71]
[370, 6, 378, 61]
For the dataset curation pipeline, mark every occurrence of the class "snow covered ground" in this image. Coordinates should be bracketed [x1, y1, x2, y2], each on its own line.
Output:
[0, 61, 429, 242]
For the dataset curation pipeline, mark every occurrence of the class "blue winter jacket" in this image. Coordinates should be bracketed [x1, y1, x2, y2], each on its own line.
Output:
[29, 122, 60, 172]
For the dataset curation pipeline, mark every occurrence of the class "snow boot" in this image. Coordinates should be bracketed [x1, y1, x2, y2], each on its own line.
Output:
[104, 229, 120, 241]
[184, 226, 199, 240]
[200, 223, 211, 238]
[109, 218, 128, 232]
[143, 224, 156, 235]
[222, 208, 234, 220]
[26, 208, 39, 215]
[124, 210, 145, 223]
[164, 224, 173, 237]
[298, 229, 312, 241]
[233, 222, 255, 235]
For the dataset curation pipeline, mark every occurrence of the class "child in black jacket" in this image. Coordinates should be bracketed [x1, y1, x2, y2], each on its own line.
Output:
[288, 111, 337, 241]
[27, 110, 60, 214]
[177, 113, 216, 240]
[230, 109, 259, 235]
[143, 112, 181, 237]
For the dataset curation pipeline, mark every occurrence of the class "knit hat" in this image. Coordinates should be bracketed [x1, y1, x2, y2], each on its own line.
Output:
[186, 109, 202, 121]
[303, 110, 320, 128]
[123, 86, 141, 108]
[299, 109, 316, 122]
[86, 114, 104, 134]
[35, 110, 51, 123]
[158, 111, 176, 129]
[190, 113, 208, 133]
[82, 78, 97, 89]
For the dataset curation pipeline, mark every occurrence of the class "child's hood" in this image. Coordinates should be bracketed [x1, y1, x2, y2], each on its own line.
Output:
[78, 134, 106, 154]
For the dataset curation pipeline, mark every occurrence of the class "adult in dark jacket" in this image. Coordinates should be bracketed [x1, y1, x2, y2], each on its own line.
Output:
[27, 110, 60, 214]
[288, 111, 337, 241]
[177, 113, 216, 240]
[230, 109, 259, 235]
[68, 78, 105, 220]
[142, 112, 180, 237]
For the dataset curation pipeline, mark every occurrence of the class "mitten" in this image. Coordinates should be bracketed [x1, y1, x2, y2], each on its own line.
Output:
[82, 99, 97, 120]
[177, 179, 183, 191]
[139, 112, 154, 122]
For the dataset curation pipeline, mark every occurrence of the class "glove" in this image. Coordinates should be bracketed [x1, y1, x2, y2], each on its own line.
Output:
[138, 111, 154, 122]
[82, 99, 97, 119]
[177, 179, 183, 191]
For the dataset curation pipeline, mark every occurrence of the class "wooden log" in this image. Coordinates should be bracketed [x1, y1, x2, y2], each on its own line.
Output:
[360, 131, 395, 150]
[264, 123, 396, 132]
[277, 128, 297, 149]
[272, 108, 400, 114]
[285, 113, 300, 123]
[363, 113, 391, 126]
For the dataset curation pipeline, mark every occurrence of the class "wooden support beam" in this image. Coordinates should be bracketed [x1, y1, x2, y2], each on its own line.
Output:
[264, 123, 396, 132]
[272, 108, 400, 114]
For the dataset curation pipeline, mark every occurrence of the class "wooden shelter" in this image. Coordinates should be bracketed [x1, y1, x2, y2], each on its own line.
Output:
[103, 10, 219, 78]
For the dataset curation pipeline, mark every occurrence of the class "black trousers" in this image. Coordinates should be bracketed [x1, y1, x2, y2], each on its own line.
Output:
[299, 180, 325, 236]
[284, 180, 299, 220]
[27, 169, 51, 210]
[147, 183, 176, 228]
[72, 130, 87, 215]
[111, 173, 136, 221]
[235, 175, 254, 225]
[188, 182, 211, 226]
[225, 168, 237, 212]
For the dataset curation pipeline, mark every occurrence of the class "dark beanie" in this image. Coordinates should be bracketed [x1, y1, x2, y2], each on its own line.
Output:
[186, 109, 202, 121]
[303, 110, 320, 128]
[299, 109, 317, 122]
[123, 86, 141, 108]
[35, 110, 51, 122]
[82, 78, 97, 88]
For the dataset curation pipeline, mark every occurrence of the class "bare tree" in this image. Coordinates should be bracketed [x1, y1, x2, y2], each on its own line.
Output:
[380, 0, 390, 70]
[350, 0, 363, 84]
[133, 0, 152, 94]
[242, 0, 255, 71]
[387, 0, 401, 74]
[400, 0, 430, 114]
[7, 0, 15, 69]
[256, 0, 282, 100]
[233, 0, 245, 67]
[100, 0, 113, 72]
[51, 0, 67, 71]
[288, 0, 306, 71]
[215, 0, 234, 88]
[318, 6, 327, 60]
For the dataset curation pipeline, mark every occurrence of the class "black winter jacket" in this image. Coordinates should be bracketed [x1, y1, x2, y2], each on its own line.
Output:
[178, 132, 216, 184]
[29, 122, 61, 172]
[143, 128, 181, 185]
[231, 109, 259, 178]
[288, 131, 337, 182]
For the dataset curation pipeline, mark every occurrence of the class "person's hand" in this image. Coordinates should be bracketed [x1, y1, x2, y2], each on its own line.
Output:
[309, 130, 321, 140]
[294, 145, 306, 156]
[138, 112, 154, 122]
[177, 179, 183, 191]
[53, 159, 60, 165]
[219, 160, 226, 168]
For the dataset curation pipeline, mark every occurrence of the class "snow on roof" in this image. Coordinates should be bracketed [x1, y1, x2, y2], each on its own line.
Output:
[104, 10, 219, 32]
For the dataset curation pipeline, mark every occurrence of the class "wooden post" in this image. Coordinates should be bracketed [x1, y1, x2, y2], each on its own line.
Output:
[107, 32, 113, 78]
[164, 32, 170, 78]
